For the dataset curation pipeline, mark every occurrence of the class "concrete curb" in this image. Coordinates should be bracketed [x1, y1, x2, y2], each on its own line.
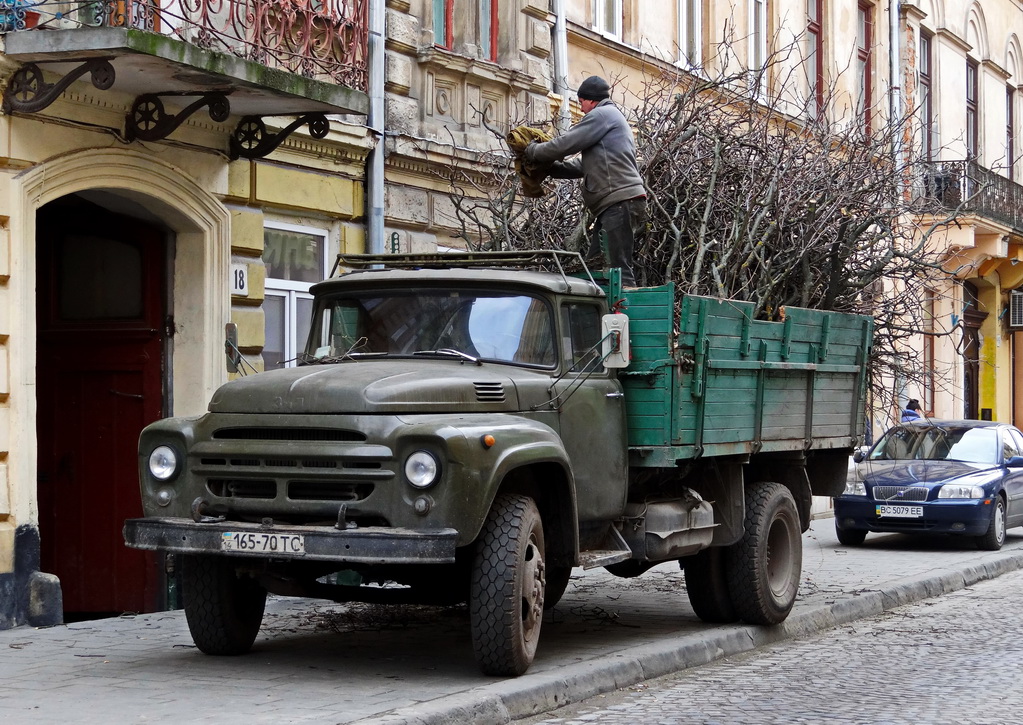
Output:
[360, 551, 1023, 725]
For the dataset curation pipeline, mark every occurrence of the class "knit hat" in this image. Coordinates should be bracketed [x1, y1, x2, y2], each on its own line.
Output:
[577, 76, 611, 101]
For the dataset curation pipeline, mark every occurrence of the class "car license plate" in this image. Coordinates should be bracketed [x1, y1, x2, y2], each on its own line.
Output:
[875, 504, 923, 519]
[221, 532, 305, 555]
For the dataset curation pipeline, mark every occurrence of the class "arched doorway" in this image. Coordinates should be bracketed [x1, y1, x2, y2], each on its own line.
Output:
[35, 194, 169, 618]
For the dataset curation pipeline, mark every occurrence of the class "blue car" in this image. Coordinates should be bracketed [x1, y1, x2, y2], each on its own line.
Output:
[834, 420, 1023, 550]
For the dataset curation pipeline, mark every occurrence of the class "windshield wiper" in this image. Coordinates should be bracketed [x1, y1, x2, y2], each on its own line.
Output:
[413, 348, 482, 365]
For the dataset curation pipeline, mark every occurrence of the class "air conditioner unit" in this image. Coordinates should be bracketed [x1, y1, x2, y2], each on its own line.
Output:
[1011, 289, 1023, 328]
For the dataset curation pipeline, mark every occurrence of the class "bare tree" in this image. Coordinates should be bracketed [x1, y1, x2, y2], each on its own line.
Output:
[437, 39, 974, 425]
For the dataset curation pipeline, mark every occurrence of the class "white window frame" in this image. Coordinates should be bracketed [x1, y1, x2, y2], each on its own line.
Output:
[749, 0, 768, 92]
[677, 0, 702, 69]
[263, 220, 330, 369]
[594, 0, 623, 40]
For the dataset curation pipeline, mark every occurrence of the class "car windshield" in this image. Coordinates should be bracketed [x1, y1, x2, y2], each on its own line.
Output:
[303, 289, 556, 367]
[868, 426, 1000, 464]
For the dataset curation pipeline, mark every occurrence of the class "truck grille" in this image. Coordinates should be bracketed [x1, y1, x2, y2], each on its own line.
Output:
[872, 486, 929, 501]
[207, 479, 374, 502]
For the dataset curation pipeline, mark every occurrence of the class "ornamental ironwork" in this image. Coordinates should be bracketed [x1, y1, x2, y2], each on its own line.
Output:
[0, 0, 369, 91]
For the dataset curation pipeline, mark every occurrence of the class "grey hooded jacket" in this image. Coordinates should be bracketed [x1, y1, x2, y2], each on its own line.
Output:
[524, 99, 645, 217]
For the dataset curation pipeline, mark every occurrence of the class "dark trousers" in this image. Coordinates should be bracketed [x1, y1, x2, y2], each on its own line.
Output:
[587, 197, 646, 287]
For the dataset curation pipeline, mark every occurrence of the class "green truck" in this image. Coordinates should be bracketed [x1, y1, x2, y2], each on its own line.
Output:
[123, 251, 872, 676]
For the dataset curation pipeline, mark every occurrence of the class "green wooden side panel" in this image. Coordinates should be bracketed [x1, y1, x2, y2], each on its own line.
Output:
[610, 287, 873, 466]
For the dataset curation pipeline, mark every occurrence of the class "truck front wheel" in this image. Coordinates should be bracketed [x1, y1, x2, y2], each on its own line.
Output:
[470, 494, 546, 676]
[182, 555, 267, 655]
[726, 481, 801, 625]
[682, 547, 738, 623]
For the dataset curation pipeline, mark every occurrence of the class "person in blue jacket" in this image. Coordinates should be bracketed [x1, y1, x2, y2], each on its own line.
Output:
[901, 399, 923, 422]
[524, 75, 647, 288]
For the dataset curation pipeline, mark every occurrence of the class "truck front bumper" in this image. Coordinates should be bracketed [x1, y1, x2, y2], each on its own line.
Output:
[123, 517, 459, 564]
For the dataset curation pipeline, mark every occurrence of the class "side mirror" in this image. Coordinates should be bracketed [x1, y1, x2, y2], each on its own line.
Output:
[601, 313, 630, 369]
[225, 322, 241, 374]
[852, 447, 867, 463]
[1005, 456, 1023, 468]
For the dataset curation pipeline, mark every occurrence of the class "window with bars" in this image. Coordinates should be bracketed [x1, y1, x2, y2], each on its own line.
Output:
[806, 0, 823, 117]
[262, 223, 328, 370]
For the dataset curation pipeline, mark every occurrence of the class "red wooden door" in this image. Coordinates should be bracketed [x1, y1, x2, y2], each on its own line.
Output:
[36, 198, 167, 617]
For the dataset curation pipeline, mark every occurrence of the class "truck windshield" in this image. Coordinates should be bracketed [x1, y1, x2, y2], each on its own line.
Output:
[305, 290, 556, 366]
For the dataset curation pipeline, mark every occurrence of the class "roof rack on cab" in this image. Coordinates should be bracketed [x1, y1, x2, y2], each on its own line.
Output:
[330, 250, 600, 291]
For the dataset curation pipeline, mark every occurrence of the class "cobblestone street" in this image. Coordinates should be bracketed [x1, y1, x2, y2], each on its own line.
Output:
[525, 567, 1023, 725]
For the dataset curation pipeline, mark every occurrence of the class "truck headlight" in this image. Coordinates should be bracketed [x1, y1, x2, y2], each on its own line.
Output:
[405, 451, 439, 488]
[938, 484, 985, 499]
[149, 445, 180, 481]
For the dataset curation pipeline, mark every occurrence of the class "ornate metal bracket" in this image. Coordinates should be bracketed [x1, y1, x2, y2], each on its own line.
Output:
[229, 113, 330, 159]
[2, 58, 115, 114]
[125, 92, 231, 142]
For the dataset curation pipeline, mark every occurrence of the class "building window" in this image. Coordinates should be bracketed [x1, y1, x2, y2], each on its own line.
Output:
[479, 0, 497, 61]
[856, 2, 873, 133]
[919, 29, 934, 160]
[679, 0, 702, 68]
[1008, 86, 1016, 179]
[966, 58, 979, 159]
[433, 0, 454, 49]
[595, 0, 623, 39]
[263, 223, 328, 370]
[806, 0, 823, 117]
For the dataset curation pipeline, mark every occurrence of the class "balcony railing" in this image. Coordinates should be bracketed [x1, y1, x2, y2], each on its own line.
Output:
[916, 159, 1023, 235]
[0, 0, 369, 90]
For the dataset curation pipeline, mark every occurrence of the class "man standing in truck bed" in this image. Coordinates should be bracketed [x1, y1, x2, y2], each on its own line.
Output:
[524, 75, 647, 288]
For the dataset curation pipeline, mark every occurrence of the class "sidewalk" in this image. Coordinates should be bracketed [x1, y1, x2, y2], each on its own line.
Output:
[2, 519, 1022, 725]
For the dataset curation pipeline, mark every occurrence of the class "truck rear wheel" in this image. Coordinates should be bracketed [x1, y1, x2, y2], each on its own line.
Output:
[682, 547, 738, 623]
[727, 481, 801, 625]
[470, 494, 546, 676]
[182, 555, 267, 656]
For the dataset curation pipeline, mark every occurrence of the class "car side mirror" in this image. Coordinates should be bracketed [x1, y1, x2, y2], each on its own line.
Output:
[601, 314, 630, 369]
[1005, 455, 1023, 468]
[852, 447, 868, 463]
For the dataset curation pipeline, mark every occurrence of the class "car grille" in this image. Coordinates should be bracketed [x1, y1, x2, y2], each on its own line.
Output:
[872, 486, 929, 502]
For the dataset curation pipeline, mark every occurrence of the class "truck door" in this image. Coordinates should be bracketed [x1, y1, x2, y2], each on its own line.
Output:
[556, 301, 628, 520]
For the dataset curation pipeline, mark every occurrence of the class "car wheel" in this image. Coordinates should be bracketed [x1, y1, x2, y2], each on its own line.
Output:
[976, 495, 1007, 551]
[470, 494, 546, 676]
[182, 555, 267, 656]
[835, 523, 867, 546]
[682, 547, 739, 623]
[726, 481, 802, 625]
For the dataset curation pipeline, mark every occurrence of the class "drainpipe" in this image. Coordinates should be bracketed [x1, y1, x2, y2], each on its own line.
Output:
[553, 0, 570, 132]
[367, 0, 385, 254]
[889, 0, 902, 182]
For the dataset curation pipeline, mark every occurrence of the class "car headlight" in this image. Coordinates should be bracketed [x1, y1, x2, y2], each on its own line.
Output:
[148, 445, 179, 481]
[404, 451, 439, 488]
[843, 481, 867, 496]
[938, 484, 986, 499]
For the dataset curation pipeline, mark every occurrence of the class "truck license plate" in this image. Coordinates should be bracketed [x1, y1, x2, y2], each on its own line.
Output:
[221, 532, 305, 555]
[875, 504, 923, 519]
